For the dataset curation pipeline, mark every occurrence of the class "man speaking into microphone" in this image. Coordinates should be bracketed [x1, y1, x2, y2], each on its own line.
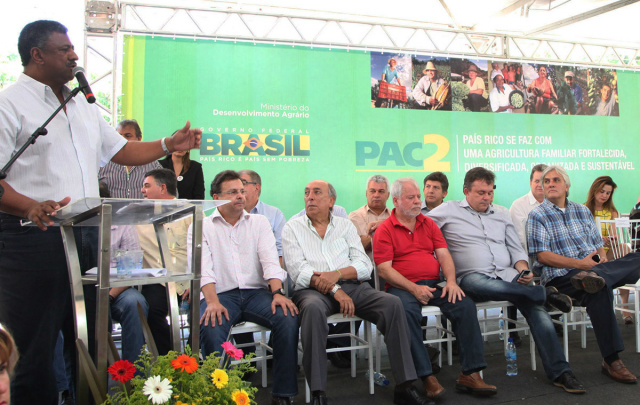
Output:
[0, 20, 202, 405]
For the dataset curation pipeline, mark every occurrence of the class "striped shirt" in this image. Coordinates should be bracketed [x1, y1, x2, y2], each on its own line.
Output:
[188, 210, 286, 299]
[0, 74, 126, 204]
[99, 160, 162, 199]
[283, 214, 372, 291]
[527, 199, 603, 285]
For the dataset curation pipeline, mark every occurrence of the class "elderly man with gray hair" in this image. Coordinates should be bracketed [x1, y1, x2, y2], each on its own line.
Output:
[528, 165, 640, 384]
[349, 175, 392, 269]
[283, 179, 432, 405]
[374, 177, 496, 399]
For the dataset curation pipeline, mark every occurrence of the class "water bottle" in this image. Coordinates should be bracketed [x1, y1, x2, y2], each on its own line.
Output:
[365, 370, 390, 386]
[498, 319, 505, 341]
[506, 337, 518, 376]
[179, 300, 190, 315]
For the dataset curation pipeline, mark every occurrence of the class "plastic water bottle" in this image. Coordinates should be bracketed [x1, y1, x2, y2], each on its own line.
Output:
[498, 319, 505, 341]
[506, 337, 518, 376]
[365, 370, 390, 386]
[179, 300, 190, 315]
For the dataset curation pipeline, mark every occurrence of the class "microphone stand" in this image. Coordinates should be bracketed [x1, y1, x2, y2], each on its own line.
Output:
[0, 87, 82, 185]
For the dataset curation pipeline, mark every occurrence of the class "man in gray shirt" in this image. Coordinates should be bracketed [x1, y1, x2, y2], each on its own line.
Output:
[428, 167, 585, 394]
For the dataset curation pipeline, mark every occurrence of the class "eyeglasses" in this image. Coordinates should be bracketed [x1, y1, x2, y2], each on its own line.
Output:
[241, 179, 257, 186]
[219, 189, 246, 196]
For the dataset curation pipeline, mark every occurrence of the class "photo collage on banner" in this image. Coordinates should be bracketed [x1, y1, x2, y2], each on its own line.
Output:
[371, 53, 619, 116]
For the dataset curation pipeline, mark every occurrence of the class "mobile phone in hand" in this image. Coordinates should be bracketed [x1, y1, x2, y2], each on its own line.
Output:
[436, 280, 447, 289]
[515, 269, 532, 281]
[593, 254, 601, 263]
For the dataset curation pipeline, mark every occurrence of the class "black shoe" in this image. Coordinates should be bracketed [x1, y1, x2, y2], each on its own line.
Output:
[553, 370, 586, 394]
[327, 350, 351, 369]
[59, 390, 75, 405]
[545, 286, 573, 313]
[271, 396, 293, 405]
[393, 385, 435, 405]
[312, 391, 328, 405]
[509, 332, 522, 348]
[570, 271, 605, 294]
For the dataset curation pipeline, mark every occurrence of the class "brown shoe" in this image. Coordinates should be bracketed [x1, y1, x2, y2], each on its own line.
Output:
[455, 372, 497, 396]
[424, 375, 445, 399]
[570, 271, 605, 294]
[601, 360, 638, 384]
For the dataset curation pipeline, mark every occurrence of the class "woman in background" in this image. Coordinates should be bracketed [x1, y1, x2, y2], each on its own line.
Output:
[159, 150, 205, 200]
[1, 327, 18, 405]
[584, 176, 633, 324]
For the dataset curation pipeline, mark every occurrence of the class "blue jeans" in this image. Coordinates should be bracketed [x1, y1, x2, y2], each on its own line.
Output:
[200, 288, 299, 397]
[388, 279, 487, 377]
[111, 288, 150, 364]
[459, 272, 571, 381]
[546, 252, 640, 358]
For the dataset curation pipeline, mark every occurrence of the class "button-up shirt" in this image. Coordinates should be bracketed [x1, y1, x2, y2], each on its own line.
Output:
[527, 199, 603, 285]
[189, 210, 286, 300]
[509, 190, 542, 251]
[0, 74, 126, 203]
[283, 214, 372, 291]
[348, 204, 391, 263]
[428, 199, 528, 283]
[250, 200, 286, 257]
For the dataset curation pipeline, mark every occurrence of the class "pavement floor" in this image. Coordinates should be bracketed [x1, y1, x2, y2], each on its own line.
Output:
[250, 313, 640, 404]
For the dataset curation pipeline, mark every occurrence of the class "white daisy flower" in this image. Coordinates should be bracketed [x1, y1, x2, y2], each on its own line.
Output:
[142, 375, 173, 404]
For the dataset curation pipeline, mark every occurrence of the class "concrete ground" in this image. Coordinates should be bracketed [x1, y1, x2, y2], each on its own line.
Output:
[250, 313, 640, 404]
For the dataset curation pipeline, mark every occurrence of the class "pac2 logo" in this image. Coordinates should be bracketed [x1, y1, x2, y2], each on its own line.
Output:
[356, 134, 450, 171]
[200, 133, 310, 156]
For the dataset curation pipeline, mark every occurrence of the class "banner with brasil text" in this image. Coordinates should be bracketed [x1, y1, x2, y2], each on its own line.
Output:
[121, 35, 639, 218]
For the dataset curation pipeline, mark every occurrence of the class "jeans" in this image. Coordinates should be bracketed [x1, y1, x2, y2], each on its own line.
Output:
[388, 279, 487, 377]
[546, 252, 640, 358]
[111, 288, 150, 363]
[0, 215, 98, 405]
[200, 288, 299, 397]
[459, 272, 571, 381]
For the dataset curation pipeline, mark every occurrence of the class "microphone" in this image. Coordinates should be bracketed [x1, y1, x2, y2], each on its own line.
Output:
[72, 66, 96, 104]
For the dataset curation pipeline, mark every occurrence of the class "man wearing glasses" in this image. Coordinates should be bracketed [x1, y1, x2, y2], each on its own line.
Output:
[238, 170, 286, 262]
[192, 170, 299, 405]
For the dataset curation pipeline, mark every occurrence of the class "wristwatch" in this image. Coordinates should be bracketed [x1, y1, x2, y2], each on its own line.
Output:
[330, 284, 342, 297]
[271, 288, 286, 296]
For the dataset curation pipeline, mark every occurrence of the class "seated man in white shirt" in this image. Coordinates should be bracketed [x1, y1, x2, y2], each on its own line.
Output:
[510, 164, 548, 252]
[192, 170, 299, 405]
[283, 179, 432, 405]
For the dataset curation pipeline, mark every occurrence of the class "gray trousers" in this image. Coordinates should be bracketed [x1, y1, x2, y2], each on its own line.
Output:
[293, 283, 417, 391]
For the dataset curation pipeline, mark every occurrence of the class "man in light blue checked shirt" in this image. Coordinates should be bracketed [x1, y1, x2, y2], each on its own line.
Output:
[528, 165, 640, 384]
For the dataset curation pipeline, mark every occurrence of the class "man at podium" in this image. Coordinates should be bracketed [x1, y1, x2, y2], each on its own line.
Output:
[0, 20, 201, 405]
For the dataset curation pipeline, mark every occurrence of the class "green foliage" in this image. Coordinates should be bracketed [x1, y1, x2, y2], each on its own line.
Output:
[103, 346, 257, 405]
[586, 68, 617, 112]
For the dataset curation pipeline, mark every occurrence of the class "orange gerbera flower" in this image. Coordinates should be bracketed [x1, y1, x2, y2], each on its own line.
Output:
[171, 354, 199, 373]
[231, 389, 250, 405]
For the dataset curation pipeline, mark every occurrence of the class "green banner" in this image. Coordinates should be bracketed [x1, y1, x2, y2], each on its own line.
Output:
[122, 35, 639, 218]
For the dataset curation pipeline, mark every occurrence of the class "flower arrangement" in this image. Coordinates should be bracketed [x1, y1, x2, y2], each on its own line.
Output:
[103, 343, 256, 405]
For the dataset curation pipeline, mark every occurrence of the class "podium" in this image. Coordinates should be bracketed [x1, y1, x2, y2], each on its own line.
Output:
[48, 197, 227, 403]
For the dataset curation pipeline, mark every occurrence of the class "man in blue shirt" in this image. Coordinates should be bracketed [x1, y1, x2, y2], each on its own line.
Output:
[528, 165, 640, 384]
[429, 167, 584, 394]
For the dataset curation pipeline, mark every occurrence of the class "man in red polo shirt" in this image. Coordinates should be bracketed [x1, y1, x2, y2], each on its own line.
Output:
[373, 177, 496, 399]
